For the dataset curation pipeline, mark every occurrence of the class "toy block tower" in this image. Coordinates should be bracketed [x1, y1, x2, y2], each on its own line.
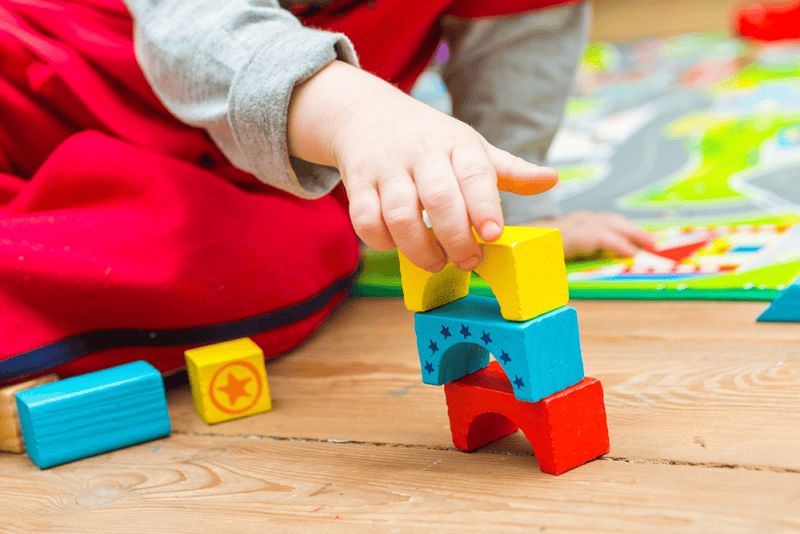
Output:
[400, 226, 610, 475]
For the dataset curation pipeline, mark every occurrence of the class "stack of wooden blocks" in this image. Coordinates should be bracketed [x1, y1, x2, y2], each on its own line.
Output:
[400, 226, 610, 475]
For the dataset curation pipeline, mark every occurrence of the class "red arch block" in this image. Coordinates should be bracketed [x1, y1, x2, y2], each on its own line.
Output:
[444, 361, 610, 475]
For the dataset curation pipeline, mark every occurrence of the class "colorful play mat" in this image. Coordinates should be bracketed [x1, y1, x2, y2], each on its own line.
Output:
[354, 33, 800, 301]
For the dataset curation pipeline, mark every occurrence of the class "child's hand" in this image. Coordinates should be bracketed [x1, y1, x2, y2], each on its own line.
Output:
[287, 61, 558, 273]
[334, 90, 558, 274]
[527, 211, 655, 260]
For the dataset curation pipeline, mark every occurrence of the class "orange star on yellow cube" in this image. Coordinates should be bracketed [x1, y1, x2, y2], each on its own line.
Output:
[184, 338, 272, 424]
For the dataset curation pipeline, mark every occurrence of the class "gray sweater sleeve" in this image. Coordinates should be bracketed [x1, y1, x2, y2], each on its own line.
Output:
[123, 0, 358, 199]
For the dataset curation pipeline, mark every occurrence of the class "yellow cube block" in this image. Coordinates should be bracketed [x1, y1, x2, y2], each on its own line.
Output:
[399, 226, 568, 322]
[184, 338, 272, 424]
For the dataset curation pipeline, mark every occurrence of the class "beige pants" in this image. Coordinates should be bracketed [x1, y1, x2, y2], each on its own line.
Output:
[442, 2, 591, 224]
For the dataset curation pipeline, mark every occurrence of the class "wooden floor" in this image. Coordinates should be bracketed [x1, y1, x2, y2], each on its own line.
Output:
[3, 298, 799, 533]
[4, 0, 800, 533]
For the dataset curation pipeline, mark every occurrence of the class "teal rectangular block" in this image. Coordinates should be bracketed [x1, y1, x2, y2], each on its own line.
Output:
[16, 361, 171, 469]
[415, 295, 584, 402]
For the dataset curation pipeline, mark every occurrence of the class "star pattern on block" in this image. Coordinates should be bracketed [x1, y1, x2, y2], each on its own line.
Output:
[424, 361, 435, 374]
[480, 331, 492, 346]
[499, 350, 511, 364]
[217, 373, 252, 406]
[428, 340, 439, 354]
[513, 376, 525, 389]
[460, 325, 471, 339]
[440, 326, 451, 339]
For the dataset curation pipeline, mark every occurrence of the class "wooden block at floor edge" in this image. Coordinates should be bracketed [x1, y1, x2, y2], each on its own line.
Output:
[444, 361, 609, 476]
[416, 295, 584, 402]
[0, 374, 59, 453]
[757, 276, 800, 322]
[400, 226, 568, 321]
[184, 337, 272, 425]
[15, 362, 170, 469]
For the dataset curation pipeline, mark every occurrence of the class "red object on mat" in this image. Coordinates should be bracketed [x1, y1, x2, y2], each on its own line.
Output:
[445, 361, 610, 475]
[734, 1, 800, 41]
[0, 0, 570, 382]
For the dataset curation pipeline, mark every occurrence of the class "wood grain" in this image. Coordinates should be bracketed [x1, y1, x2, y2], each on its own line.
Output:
[575, 300, 800, 343]
[2, 434, 799, 534]
[164, 299, 800, 470]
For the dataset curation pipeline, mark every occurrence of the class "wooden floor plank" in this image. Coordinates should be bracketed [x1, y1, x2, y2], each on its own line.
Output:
[164, 298, 800, 469]
[2, 434, 798, 534]
[575, 300, 800, 343]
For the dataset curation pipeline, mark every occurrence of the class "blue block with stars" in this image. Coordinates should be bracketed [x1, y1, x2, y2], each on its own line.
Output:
[414, 295, 584, 403]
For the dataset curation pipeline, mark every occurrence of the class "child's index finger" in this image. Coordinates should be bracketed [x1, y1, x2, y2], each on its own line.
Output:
[497, 170, 559, 196]
[484, 144, 559, 196]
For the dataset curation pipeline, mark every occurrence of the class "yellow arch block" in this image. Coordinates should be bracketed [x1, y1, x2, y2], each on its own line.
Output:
[399, 226, 568, 322]
[399, 255, 472, 312]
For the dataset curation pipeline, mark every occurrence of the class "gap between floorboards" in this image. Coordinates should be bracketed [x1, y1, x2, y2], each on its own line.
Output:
[170, 430, 800, 475]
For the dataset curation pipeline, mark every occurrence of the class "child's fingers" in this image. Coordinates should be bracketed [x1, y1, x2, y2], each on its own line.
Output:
[602, 213, 656, 249]
[379, 172, 447, 272]
[450, 143, 504, 243]
[413, 156, 482, 270]
[484, 143, 559, 196]
[347, 179, 396, 251]
[596, 230, 639, 258]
